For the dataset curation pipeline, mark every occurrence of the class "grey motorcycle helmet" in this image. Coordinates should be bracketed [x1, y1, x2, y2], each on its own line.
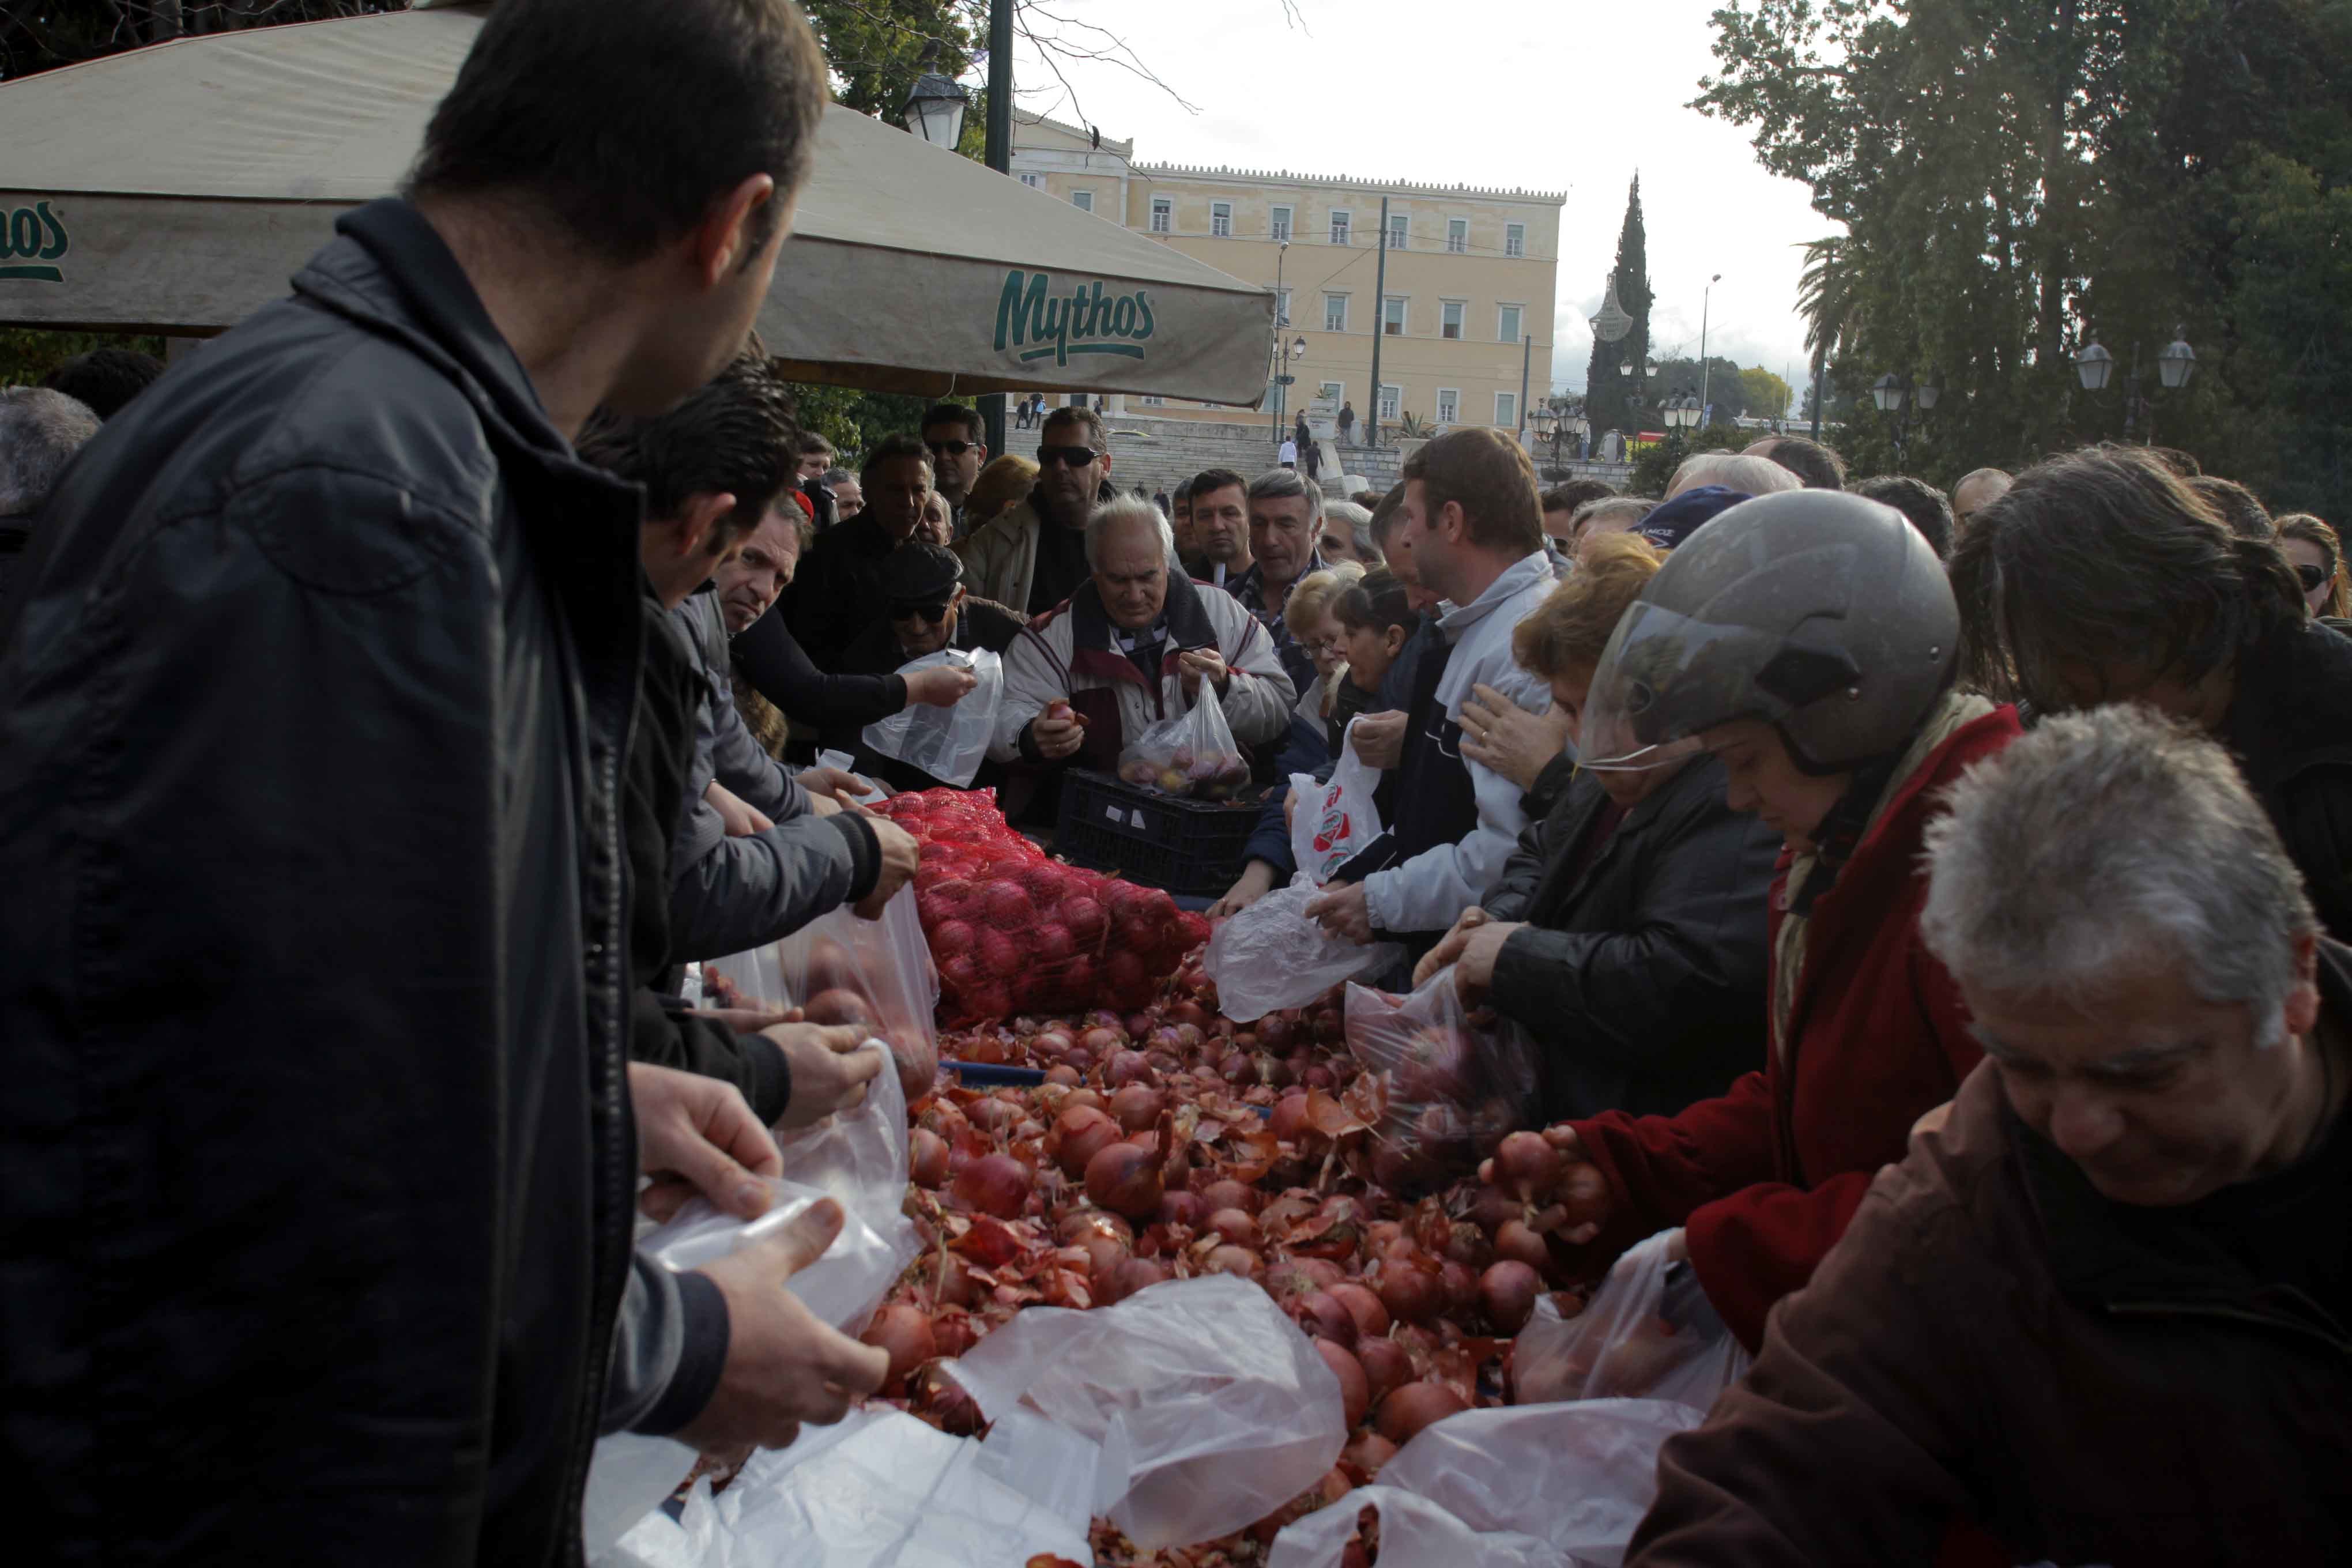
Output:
[1578, 489, 1959, 775]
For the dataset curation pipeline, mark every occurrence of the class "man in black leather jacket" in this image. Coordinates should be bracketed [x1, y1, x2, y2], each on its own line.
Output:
[0, 3, 884, 1563]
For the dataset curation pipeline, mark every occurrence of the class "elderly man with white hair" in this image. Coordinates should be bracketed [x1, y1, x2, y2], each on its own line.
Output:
[993, 494, 1296, 775]
[1663, 450, 1804, 500]
[1625, 703, 2352, 1567]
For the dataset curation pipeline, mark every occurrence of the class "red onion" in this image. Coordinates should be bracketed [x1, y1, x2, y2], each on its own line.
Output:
[1085, 1140, 1164, 1220]
[909, 1128, 949, 1189]
[1198, 1178, 1261, 1215]
[1315, 1339, 1371, 1427]
[1098, 1255, 1168, 1305]
[1375, 1382, 1469, 1444]
[1043, 1064, 1080, 1087]
[1157, 1190, 1207, 1229]
[1122, 1012, 1155, 1040]
[1109, 1084, 1164, 1133]
[1355, 1336, 1412, 1404]
[1220, 1052, 1261, 1088]
[860, 1304, 934, 1392]
[1060, 1088, 1107, 1115]
[1166, 1000, 1208, 1029]
[952, 1153, 1032, 1219]
[1106, 1050, 1155, 1088]
[1204, 1243, 1261, 1280]
[1375, 1257, 1443, 1325]
[1205, 1208, 1261, 1249]
[1494, 1219, 1552, 1277]
[1327, 1282, 1391, 1340]
[1438, 1258, 1479, 1314]
[1053, 1106, 1123, 1179]
[1480, 1261, 1543, 1333]
[965, 1098, 1022, 1135]
[1057, 1209, 1132, 1247]
[1078, 1232, 1129, 1281]
[1271, 1094, 1312, 1142]
[1493, 1129, 1565, 1202]
[1340, 1431, 1397, 1476]
[1301, 1064, 1338, 1091]
[1291, 1290, 1359, 1348]
[1258, 1015, 1295, 1050]
[910, 1359, 983, 1435]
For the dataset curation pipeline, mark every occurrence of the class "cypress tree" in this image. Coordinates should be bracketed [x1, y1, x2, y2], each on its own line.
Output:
[1584, 175, 1653, 453]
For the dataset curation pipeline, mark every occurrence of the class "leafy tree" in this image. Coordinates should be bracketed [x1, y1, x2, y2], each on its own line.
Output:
[1697, 0, 2352, 512]
[0, 326, 166, 389]
[1739, 365, 1793, 422]
[1650, 354, 1751, 422]
[1582, 176, 1652, 451]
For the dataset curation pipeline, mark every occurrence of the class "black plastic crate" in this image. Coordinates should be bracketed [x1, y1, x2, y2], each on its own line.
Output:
[1054, 768, 1258, 896]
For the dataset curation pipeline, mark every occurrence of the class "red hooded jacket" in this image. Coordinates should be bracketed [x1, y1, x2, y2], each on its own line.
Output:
[1565, 702, 2022, 1351]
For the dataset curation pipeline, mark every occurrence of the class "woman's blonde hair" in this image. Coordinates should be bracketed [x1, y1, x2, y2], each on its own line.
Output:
[966, 453, 1039, 527]
[1283, 562, 1365, 636]
[1512, 532, 1662, 681]
[2278, 513, 2349, 619]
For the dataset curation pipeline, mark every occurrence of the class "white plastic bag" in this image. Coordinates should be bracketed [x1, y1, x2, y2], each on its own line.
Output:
[1343, 967, 1540, 1192]
[1266, 1400, 1706, 1568]
[951, 1274, 1348, 1550]
[1288, 717, 1386, 884]
[1116, 679, 1249, 798]
[582, 1049, 919, 1559]
[861, 647, 1002, 789]
[1203, 873, 1403, 1023]
[706, 885, 940, 1107]
[610, 1409, 1096, 1568]
[1509, 1230, 1750, 1413]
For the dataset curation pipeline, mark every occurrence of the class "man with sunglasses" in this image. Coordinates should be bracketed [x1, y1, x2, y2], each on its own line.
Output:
[920, 401, 987, 536]
[828, 542, 1023, 790]
[958, 404, 1117, 616]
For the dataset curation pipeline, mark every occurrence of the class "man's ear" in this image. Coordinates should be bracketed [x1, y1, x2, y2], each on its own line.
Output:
[691, 174, 781, 285]
[674, 491, 739, 558]
[1441, 499, 1469, 543]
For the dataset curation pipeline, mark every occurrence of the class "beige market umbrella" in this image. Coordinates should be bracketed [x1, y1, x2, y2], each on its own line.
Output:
[0, 2, 1272, 405]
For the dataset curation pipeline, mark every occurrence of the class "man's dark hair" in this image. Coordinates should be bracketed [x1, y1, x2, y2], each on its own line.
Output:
[40, 347, 163, 420]
[1854, 474, 1957, 561]
[919, 402, 982, 443]
[795, 430, 835, 461]
[1368, 482, 1410, 550]
[1758, 434, 1846, 489]
[1400, 427, 1545, 554]
[1951, 444, 2307, 709]
[860, 431, 934, 483]
[576, 357, 800, 548]
[2187, 474, 2274, 540]
[1042, 403, 1107, 451]
[1541, 477, 1615, 515]
[1171, 477, 1193, 504]
[410, 0, 827, 265]
[1190, 467, 1247, 506]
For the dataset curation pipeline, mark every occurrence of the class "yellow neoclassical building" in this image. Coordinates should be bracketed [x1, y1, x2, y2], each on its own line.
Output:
[1011, 112, 1563, 438]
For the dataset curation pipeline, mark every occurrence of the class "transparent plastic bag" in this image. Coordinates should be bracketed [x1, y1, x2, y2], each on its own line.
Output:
[706, 885, 940, 1107]
[861, 647, 1002, 789]
[609, 1409, 1096, 1568]
[951, 1274, 1348, 1550]
[1342, 967, 1540, 1193]
[582, 1049, 918, 1560]
[1288, 717, 1387, 884]
[1204, 873, 1403, 1023]
[1116, 679, 1248, 799]
[1509, 1230, 1750, 1414]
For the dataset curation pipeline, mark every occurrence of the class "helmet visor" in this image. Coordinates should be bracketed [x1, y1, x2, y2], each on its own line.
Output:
[1576, 599, 1831, 772]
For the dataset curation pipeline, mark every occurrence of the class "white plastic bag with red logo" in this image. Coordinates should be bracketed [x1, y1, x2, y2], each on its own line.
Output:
[1288, 714, 1387, 884]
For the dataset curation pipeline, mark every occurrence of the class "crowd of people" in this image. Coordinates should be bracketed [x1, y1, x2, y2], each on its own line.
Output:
[1, 1, 2347, 1563]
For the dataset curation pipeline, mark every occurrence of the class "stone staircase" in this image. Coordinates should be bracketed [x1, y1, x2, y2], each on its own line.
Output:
[1006, 414, 1403, 503]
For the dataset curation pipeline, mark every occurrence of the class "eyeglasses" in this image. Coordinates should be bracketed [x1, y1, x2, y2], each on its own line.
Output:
[1036, 444, 1100, 469]
[925, 439, 974, 459]
[2297, 563, 2331, 593]
[889, 600, 953, 624]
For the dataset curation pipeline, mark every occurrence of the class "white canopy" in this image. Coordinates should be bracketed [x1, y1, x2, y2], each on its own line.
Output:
[0, 3, 1272, 404]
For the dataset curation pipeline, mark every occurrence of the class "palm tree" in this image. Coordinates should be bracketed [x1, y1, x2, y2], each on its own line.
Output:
[1796, 235, 1861, 436]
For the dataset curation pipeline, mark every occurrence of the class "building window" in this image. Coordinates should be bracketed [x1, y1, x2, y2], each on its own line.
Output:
[1329, 210, 1351, 245]
[1446, 218, 1468, 254]
[1505, 223, 1526, 258]
[1495, 391, 1520, 428]
[1271, 205, 1292, 241]
[1383, 296, 1407, 336]
[1324, 292, 1350, 332]
[1211, 201, 1232, 238]
[1497, 304, 1522, 344]
[1150, 197, 1171, 233]
[1440, 300, 1465, 340]
[1071, 189, 1094, 213]
[1436, 388, 1460, 425]
[1378, 383, 1401, 421]
[1275, 287, 1292, 325]
[1019, 172, 1042, 189]
[1388, 213, 1408, 250]
[1318, 380, 1344, 402]
[1140, 394, 1166, 406]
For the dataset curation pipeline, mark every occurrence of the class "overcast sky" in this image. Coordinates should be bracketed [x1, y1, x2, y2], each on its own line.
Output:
[1007, 0, 1834, 399]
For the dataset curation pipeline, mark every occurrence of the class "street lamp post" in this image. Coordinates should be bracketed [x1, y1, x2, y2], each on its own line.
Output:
[1698, 272, 1722, 428]
[1870, 370, 1916, 468]
[901, 48, 971, 148]
[1269, 241, 1290, 443]
[2076, 328, 2196, 443]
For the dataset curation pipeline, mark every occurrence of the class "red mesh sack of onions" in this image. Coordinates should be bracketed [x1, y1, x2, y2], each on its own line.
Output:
[1340, 967, 1540, 1195]
[873, 787, 1211, 1022]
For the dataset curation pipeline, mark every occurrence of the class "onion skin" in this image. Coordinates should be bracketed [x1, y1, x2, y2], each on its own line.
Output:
[1204, 1243, 1262, 1280]
[1375, 1382, 1469, 1444]
[952, 1152, 1032, 1220]
[1291, 1290, 1359, 1349]
[1480, 1260, 1543, 1334]
[1327, 1282, 1392, 1340]
[1315, 1338, 1371, 1427]
[1355, 1336, 1412, 1404]
[1053, 1106, 1124, 1180]
[1109, 1084, 1164, 1133]
[1340, 1431, 1398, 1476]
[1085, 1140, 1164, 1220]
[909, 1128, 950, 1189]
[1098, 1256, 1169, 1305]
[1198, 1178, 1261, 1215]
[860, 1304, 935, 1392]
[1270, 1094, 1312, 1142]
[1205, 1208, 1262, 1249]
[1158, 1190, 1207, 1230]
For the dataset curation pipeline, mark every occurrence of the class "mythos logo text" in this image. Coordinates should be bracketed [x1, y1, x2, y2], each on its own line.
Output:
[994, 270, 1152, 367]
[0, 202, 69, 282]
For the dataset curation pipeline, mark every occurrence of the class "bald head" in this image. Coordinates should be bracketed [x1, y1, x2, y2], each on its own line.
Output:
[1952, 468, 2013, 534]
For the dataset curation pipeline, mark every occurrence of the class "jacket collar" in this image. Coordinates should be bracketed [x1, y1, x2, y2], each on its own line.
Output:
[1067, 569, 1215, 688]
[2011, 938, 2352, 1343]
[2222, 621, 2352, 795]
[1436, 549, 1554, 639]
